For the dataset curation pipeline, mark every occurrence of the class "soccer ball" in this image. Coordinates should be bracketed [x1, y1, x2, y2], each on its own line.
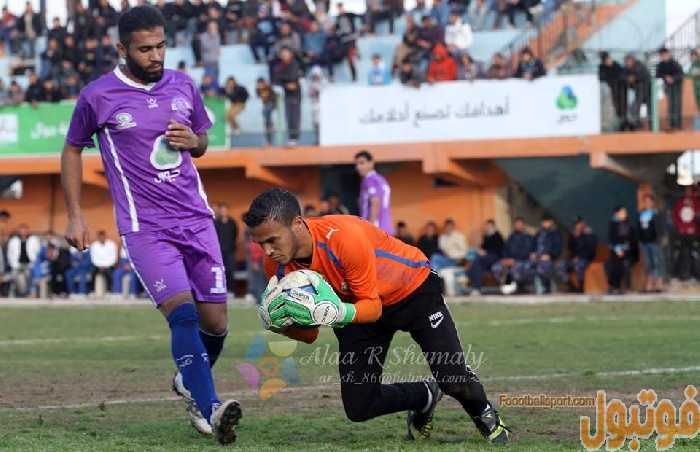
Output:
[280, 270, 340, 327]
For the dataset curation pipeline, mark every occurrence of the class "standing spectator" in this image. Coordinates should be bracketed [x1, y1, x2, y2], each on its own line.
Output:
[40, 38, 62, 80]
[416, 15, 443, 56]
[638, 194, 663, 292]
[355, 150, 393, 234]
[270, 22, 303, 65]
[410, 0, 430, 24]
[224, 0, 244, 44]
[334, 3, 363, 82]
[307, 66, 325, 144]
[606, 206, 637, 294]
[255, 77, 278, 146]
[445, 11, 473, 57]
[367, 0, 401, 35]
[486, 52, 511, 80]
[395, 221, 416, 246]
[689, 49, 700, 114]
[89, 230, 117, 294]
[418, 221, 440, 262]
[71, 1, 95, 41]
[201, 20, 222, 87]
[621, 54, 651, 131]
[1, 6, 18, 55]
[467, 219, 504, 295]
[45, 239, 71, 297]
[493, 0, 510, 30]
[214, 202, 238, 294]
[273, 47, 303, 146]
[24, 71, 42, 106]
[17, 1, 41, 59]
[469, 0, 490, 32]
[6, 224, 40, 297]
[671, 186, 700, 280]
[391, 16, 419, 76]
[427, 43, 457, 82]
[532, 214, 562, 294]
[223, 76, 249, 140]
[457, 53, 483, 81]
[303, 20, 326, 68]
[368, 53, 391, 86]
[112, 246, 140, 298]
[598, 51, 624, 126]
[514, 47, 546, 80]
[557, 217, 597, 292]
[62, 35, 79, 67]
[506, 0, 535, 28]
[430, 0, 451, 28]
[322, 192, 350, 215]
[433, 218, 467, 269]
[656, 47, 684, 130]
[47, 16, 66, 44]
[493, 217, 534, 294]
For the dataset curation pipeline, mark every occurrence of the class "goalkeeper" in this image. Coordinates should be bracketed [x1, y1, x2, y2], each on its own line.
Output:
[242, 188, 510, 444]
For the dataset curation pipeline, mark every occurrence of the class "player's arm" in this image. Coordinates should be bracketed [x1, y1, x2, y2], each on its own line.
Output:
[62, 93, 97, 250]
[368, 196, 381, 226]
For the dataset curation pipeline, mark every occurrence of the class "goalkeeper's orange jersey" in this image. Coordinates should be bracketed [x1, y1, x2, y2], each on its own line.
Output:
[264, 215, 431, 324]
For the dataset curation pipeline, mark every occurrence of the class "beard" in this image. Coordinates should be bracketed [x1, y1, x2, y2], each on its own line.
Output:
[125, 54, 164, 84]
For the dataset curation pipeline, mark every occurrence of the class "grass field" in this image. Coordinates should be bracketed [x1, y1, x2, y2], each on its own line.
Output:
[1, 300, 699, 451]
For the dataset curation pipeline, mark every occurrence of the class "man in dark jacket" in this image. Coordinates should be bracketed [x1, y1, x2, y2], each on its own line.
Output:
[514, 47, 545, 80]
[467, 219, 504, 295]
[214, 202, 238, 294]
[607, 206, 637, 293]
[621, 54, 651, 131]
[598, 51, 624, 128]
[532, 214, 562, 293]
[656, 47, 684, 130]
[558, 217, 598, 292]
[272, 47, 302, 146]
[493, 217, 534, 293]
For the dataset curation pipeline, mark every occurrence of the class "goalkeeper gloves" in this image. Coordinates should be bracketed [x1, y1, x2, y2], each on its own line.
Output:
[258, 276, 294, 332]
[281, 270, 356, 328]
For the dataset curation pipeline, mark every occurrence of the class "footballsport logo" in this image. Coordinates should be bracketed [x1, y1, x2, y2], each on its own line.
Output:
[236, 333, 300, 400]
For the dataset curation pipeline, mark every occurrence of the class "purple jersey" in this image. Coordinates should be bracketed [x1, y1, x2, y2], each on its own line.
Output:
[359, 170, 393, 235]
[66, 67, 213, 235]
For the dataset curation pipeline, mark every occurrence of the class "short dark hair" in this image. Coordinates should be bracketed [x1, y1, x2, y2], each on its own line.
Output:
[0, 209, 9, 219]
[486, 219, 495, 225]
[613, 205, 625, 213]
[397, 221, 407, 228]
[659, 47, 669, 54]
[118, 5, 166, 47]
[542, 213, 554, 222]
[514, 216, 525, 223]
[243, 188, 302, 228]
[354, 150, 373, 161]
[444, 218, 455, 226]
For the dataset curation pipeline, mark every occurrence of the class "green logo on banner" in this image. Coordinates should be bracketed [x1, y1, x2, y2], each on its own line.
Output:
[556, 86, 578, 110]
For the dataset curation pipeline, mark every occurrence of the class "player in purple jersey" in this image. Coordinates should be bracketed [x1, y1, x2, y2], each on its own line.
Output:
[355, 150, 394, 235]
[60, 6, 240, 445]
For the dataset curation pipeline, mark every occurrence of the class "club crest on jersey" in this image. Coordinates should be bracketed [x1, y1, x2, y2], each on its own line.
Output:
[171, 97, 191, 112]
[147, 97, 159, 109]
[114, 112, 136, 130]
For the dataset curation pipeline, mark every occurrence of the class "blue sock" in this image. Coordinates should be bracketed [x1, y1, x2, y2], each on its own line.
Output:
[199, 329, 227, 368]
[167, 303, 220, 422]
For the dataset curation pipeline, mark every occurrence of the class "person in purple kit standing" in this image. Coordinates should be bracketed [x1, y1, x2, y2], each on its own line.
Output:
[355, 150, 394, 235]
[60, 6, 240, 445]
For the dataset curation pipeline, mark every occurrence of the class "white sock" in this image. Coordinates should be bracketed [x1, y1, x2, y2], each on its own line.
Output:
[421, 383, 433, 413]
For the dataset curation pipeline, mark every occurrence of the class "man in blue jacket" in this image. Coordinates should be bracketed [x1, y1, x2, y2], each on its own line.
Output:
[493, 217, 534, 294]
[558, 218, 598, 292]
[532, 214, 562, 294]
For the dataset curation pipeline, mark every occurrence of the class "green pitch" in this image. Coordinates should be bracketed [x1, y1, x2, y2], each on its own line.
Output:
[1, 300, 699, 451]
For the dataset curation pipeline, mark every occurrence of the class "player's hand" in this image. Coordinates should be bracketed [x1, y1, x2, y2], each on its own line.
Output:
[65, 215, 89, 251]
[259, 276, 294, 332]
[281, 271, 355, 328]
[165, 120, 198, 151]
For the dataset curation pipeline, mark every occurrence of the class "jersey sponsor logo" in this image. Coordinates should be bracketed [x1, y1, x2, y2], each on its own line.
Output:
[115, 112, 136, 130]
[154, 169, 181, 184]
[171, 97, 191, 112]
[325, 227, 340, 240]
[147, 97, 159, 109]
[429, 311, 444, 329]
[150, 135, 183, 170]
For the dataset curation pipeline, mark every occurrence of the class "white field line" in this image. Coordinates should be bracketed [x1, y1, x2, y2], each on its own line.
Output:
[5, 366, 700, 412]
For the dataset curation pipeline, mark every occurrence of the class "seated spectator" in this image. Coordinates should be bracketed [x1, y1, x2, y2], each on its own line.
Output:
[303, 20, 326, 68]
[392, 16, 420, 76]
[200, 74, 220, 97]
[32, 235, 71, 298]
[467, 219, 504, 295]
[418, 221, 440, 262]
[271, 22, 303, 64]
[249, 10, 279, 63]
[24, 71, 42, 106]
[638, 194, 663, 292]
[506, 0, 536, 28]
[367, 0, 393, 35]
[6, 224, 40, 297]
[606, 206, 637, 294]
[40, 38, 62, 80]
[493, 0, 510, 30]
[395, 221, 416, 245]
[410, 0, 430, 24]
[368, 53, 391, 86]
[427, 43, 457, 82]
[532, 214, 563, 294]
[112, 246, 140, 298]
[60, 72, 82, 100]
[65, 247, 93, 296]
[416, 15, 443, 55]
[0, 79, 10, 107]
[557, 217, 597, 293]
[255, 77, 278, 146]
[457, 53, 483, 81]
[223, 76, 249, 140]
[38, 79, 63, 103]
[514, 47, 546, 80]
[62, 35, 79, 68]
[89, 230, 117, 294]
[469, 0, 490, 32]
[201, 20, 222, 87]
[8, 80, 24, 106]
[492, 217, 534, 294]
[321, 192, 350, 215]
[621, 53, 651, 131]
[399, 58, 423, 87]
[433, 218, 467, 270]
[430, 0, 451, 28]
[97, 34, 119, 75]
[486, 52, 511, 80]
[672, 186, 700, 280]
[445, 11, 473, 57]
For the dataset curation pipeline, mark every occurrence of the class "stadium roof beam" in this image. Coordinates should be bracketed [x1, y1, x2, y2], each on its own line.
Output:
[244, 162, 304, 191]
[422, 152, 507, 187]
